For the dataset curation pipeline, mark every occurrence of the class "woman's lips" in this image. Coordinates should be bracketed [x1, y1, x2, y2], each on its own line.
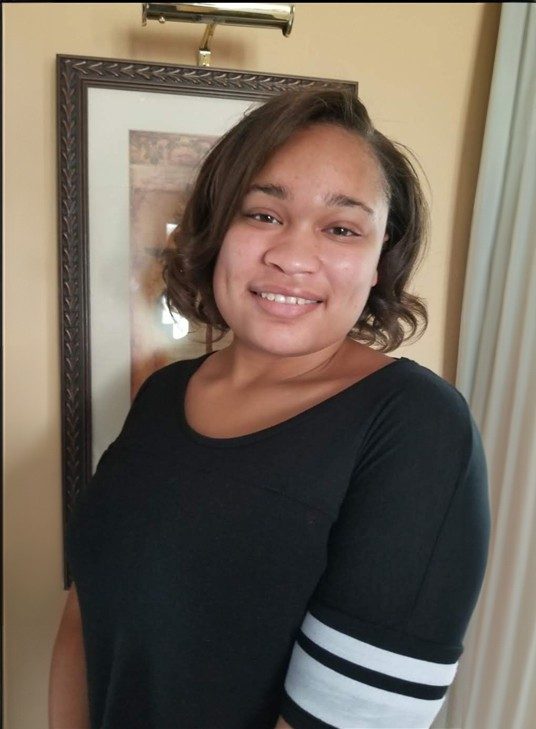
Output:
[250, 290, 322, 318]
[249, 285, 323, 302]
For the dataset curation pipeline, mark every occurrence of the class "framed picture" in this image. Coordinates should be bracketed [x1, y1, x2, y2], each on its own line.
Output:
[57, 53, 358, 585]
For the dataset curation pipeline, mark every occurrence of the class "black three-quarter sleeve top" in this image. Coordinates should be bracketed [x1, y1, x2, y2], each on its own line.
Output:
[66, 353, 491, 729]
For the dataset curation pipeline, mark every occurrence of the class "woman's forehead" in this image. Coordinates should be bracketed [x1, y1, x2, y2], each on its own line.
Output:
[250, 125, 388, 205]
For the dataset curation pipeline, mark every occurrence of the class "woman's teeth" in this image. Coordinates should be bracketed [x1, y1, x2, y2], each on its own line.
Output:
[258, 292, 318, 305]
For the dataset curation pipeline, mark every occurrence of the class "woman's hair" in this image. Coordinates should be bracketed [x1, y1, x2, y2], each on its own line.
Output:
[163, 87, 429, 352]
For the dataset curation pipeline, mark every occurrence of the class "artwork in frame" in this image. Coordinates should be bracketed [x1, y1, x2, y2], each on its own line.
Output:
[57, 53, 358, 585]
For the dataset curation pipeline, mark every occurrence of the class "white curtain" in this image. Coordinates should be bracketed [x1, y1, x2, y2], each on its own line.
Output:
[440, 4, 536, 728]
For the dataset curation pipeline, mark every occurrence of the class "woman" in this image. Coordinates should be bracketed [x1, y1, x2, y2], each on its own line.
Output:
[49, 89, 491, 729]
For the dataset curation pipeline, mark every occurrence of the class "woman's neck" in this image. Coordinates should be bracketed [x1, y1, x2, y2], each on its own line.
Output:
[208, 337, 361, 389]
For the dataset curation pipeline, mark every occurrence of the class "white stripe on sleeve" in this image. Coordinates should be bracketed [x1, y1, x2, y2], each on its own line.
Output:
[301, 612, 458, 686]
[285, 643, 447, 729]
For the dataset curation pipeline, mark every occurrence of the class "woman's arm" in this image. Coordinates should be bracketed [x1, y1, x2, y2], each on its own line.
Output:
[274, 717, 293, 728]
[48, 583, 91, 729]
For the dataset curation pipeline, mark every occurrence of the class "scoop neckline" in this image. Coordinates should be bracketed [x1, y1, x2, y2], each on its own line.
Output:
[178, 352, 413, 448]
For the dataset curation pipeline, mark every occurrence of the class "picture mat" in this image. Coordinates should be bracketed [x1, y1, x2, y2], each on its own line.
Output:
[88, 87, 256, 468]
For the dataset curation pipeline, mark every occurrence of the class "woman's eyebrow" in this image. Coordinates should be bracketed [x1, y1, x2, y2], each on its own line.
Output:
[246, 184, 374, 216]
[324, 192, 374, 215]
[246, 183, 288, 199]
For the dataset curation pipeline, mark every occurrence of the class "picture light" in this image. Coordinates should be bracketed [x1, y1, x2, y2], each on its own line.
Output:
[142, 3, 295, 66]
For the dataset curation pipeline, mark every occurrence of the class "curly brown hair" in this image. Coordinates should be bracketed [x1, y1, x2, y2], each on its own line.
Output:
[163, 88, 429, 352]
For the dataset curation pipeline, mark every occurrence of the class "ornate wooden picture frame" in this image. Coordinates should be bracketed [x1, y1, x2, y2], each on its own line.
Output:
[57, 53, 357, 586]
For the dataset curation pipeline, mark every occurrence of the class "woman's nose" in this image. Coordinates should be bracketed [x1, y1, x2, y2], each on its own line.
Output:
[262, 228, 321, 275]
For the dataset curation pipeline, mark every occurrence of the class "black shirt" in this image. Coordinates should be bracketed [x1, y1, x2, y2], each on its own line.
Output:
[66, 353, 490, 729]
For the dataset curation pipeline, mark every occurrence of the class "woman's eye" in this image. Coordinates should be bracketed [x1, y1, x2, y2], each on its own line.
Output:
[327, 226, 360, 238]
[245, 212, 281, 225]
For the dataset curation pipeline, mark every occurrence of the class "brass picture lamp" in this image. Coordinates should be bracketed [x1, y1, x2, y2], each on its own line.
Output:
[142, 3, 295, 66]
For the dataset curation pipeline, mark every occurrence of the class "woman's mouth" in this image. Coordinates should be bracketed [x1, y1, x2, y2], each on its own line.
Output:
[257, 291, 319, 305]
[250, 290, 323, 318]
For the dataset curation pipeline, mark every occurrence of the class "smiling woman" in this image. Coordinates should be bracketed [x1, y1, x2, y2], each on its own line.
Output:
[163, 89, 429, 355]
[51, 89, 490, 729]
[211, 123, 388, 360]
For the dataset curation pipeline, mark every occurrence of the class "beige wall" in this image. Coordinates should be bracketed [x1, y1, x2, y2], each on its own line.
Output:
[4, 3, 500, 727]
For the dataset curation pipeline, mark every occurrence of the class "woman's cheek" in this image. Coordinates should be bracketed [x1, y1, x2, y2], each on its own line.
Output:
[330, 254, 377, 302]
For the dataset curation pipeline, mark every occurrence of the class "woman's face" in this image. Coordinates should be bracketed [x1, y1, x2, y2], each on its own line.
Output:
[212, 123, 390, 358]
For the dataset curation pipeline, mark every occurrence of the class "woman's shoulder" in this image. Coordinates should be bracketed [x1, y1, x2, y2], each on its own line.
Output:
[342, 343, 468, 413]
[369, 356, 481, 457]
[136, 353, 210, 397]
[394, 357, 471, 413]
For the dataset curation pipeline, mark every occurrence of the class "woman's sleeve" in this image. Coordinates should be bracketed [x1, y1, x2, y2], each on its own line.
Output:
[280, 375, 491, 729]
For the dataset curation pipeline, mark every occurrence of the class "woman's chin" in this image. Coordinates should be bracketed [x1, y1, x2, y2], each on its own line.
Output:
[231, 330, 342, 359]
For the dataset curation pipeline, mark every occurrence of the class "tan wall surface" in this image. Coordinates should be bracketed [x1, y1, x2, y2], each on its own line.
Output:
[4, 3, 500, 727]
